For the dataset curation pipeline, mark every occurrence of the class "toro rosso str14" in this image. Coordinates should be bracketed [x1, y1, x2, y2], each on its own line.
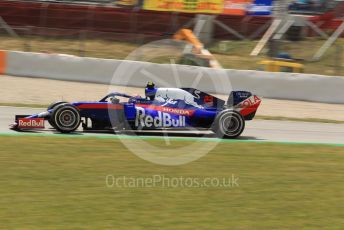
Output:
[11, 84, 261, 138]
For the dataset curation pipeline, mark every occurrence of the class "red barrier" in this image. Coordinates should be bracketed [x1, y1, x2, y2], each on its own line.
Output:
[0, 0, 274, 40]
[334, 2, 344, 18]
[0, 0, 343, 41]
[310, 11, 344, 31]
[0, 1, 192, 39]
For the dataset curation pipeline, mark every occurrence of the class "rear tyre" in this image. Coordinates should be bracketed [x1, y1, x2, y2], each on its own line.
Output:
[213, 110, 245, 139]
[51, 104, 81, 133]
[47, 101, 68, 128]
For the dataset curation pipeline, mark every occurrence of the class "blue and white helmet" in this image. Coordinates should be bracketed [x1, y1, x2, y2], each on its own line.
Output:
[145, 82, 157, 100]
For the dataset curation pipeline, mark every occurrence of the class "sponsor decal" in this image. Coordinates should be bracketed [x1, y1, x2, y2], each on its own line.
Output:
[238, 95, 261, 116]
[240, 95, 261, 107]
[194, 90, 201, 99]
[161, 107, 192, 116]
[18, 118, 45, 129]
[246, 0, 273, 15]
[143, 0, 223, 14]
[135, 107, 186, 128]
[223, 0, 253, 15]
[137, 104, 195, 116]
[155, 88, 204, 109]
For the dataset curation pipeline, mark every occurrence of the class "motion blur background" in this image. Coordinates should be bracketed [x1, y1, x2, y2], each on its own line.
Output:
[0, 0, 343, 76]
[1, 2, 344, 229]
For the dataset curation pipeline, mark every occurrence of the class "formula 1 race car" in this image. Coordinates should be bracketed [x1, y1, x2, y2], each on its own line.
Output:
[11, 84, 261, 138]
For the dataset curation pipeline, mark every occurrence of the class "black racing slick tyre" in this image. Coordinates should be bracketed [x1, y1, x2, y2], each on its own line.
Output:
[47, 101, 68, 110]
[51, 104, 81, 133]
[213, 110, 245, 139]
[47, 101, 68, 128]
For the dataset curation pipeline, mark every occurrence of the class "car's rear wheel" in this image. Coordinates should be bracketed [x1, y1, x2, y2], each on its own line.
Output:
[51, 104, 81, 133]
[213, 110, 245, 139]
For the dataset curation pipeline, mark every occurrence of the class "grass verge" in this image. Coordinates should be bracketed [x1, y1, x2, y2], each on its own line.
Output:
[0, 136, 344, 229]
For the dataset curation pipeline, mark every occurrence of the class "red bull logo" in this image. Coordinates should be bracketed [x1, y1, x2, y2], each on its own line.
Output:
[135, 107, 186, 128]
[18, 118, 45, 129]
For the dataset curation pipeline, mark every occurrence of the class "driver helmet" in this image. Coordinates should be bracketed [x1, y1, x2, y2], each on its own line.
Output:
[145, 82, 157, 100]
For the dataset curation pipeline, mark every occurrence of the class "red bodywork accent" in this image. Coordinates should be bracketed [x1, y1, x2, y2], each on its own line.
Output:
[238, 96, 261, 117]
[239, 102, 261, 117]
[136, 104, 196, 116]
[76, 104, 123, 110]
[204, 95, 214, 103]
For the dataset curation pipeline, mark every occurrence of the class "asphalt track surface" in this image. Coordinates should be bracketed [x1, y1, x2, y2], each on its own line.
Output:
[1, 106, 344, 145]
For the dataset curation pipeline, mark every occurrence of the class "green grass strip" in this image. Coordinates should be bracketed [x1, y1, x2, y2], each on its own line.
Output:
[0, 132, 343, 147]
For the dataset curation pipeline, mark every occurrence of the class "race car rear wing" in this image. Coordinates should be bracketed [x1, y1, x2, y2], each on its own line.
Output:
[228, 91, 261, 120]
[227, 91, 253, 106]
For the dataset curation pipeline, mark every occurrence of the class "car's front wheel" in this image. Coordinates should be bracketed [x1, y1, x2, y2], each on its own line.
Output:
[51, 104, 81, 133]
[213, 110, 245, 139]
[47, 101, 68, 128]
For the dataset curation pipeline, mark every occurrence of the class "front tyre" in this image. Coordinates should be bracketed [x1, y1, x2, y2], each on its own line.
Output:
[47, 101, 68, 110]
[47, 101, 68, 128]
[51, 104, 81, 133]
[213, 110, 245, 139]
